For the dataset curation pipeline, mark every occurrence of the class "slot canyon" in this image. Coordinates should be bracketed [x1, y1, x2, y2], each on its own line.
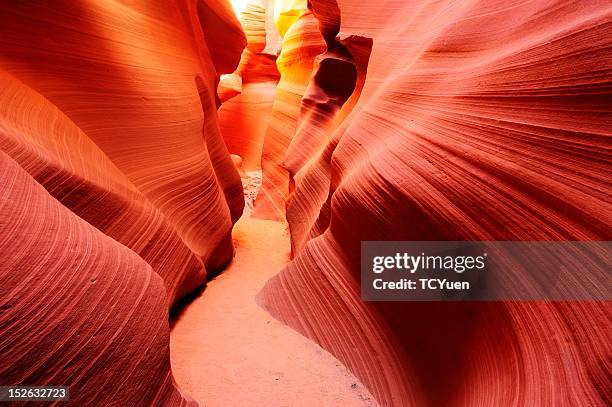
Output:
[0, 0, 610, 406]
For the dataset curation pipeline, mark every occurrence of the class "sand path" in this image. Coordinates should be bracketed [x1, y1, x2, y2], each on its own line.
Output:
[170, 216, 377, 406]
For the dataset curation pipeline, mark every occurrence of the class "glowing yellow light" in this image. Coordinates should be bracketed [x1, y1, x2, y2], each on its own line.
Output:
[274, 0, 308, 37]
[230, 0, 249, 16]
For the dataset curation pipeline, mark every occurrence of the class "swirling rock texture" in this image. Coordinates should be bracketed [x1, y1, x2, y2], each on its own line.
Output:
[0, 0, 244, 405]
[0, 152, 195, 406]
[0, 0, 246, 276]
[218, 0, 281, 170]
[252, 0, 327, 219]
[258, 0, 612, 406]
[1, 0, 611, 406]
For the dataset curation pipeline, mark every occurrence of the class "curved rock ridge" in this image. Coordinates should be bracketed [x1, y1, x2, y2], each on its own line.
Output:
[0, 0, 245, 274]
[258, 0, 612, 405]
[1, 0, 611, 405]
[196, 0, 247, 77]
[0, 152, 195, 406]
[0, 0, 245, 404]
[253, 0, 371, 224]
[284, 35, 373, 256]
[0, 71, 205, 305]
[283, 1, 373, 254]
[218, 0, 281, 170]
[253, 4, 327, 219]
[236, 0, 270, 74]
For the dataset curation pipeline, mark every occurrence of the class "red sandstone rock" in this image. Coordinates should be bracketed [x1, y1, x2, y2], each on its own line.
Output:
[254, 7, 326, 219]
[1, 0, 611, 406]
[0, 0, 245, 403]
[218, 0, 281, 170]
[0, 152, 195, 406]
[258, 0, 612, 405]
[0, 71, 205, 305]
[0, 0, 246, 277]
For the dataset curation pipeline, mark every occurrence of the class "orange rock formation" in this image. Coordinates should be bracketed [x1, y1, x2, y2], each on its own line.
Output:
[1, 0, 610, 406]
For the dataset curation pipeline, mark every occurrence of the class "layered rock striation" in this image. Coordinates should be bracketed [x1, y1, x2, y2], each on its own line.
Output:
[1, 0, 611, 406]
[218, 0, 281, 170]
[257, 0, 612, 406]
[0, 0, 245, 404]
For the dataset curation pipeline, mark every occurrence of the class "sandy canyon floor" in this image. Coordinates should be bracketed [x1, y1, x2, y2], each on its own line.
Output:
[170, 216, 377, 406]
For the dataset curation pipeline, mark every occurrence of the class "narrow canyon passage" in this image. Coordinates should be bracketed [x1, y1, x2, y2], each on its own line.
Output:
[0, 1, 610, 406]
[169, 215, 377, 406]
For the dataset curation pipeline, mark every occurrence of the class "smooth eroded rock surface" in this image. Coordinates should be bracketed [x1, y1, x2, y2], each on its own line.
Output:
[258, 0, 612, 405]
[0, 0, 245, 403]
[0, 152, 195, 406]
